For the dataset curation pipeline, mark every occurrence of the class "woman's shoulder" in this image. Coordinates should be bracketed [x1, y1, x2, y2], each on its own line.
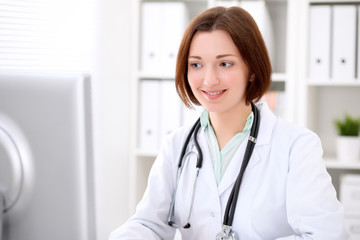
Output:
[273, 116, 321, 150]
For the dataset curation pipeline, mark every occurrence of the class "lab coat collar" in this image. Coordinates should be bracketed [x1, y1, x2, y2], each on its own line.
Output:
[254, 101, 277, 147]
[217, 102, 277, 196]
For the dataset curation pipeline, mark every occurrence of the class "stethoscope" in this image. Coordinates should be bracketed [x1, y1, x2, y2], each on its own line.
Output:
[168, 102, 260, 240]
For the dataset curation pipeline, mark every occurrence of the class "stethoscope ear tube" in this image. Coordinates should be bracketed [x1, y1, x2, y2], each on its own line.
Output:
[223, 102, 260, 227]
[193, 121, 203, 168]
[178, 118, 201, 168]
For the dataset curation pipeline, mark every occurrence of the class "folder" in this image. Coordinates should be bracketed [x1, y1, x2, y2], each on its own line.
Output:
[240, 1, 274, 67]
[332, 5, 357, 81]
[141, 2, 188, 77]
[139, 80, 161, 151]
[162, 3, 188, 76]
[308, 5, 331, 80]
[160, 80, 182, 140]
[340, 174, 360, 215]
[141, 3, 163, 75]
[358, 6, 360, 79]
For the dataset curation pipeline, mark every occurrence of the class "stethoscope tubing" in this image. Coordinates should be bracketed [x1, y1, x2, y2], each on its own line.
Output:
[178, 118, 202, 168]
[223, 102, 260, 226]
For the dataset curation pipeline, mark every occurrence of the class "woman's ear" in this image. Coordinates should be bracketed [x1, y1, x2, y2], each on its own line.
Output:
[249, 73, 255, 82]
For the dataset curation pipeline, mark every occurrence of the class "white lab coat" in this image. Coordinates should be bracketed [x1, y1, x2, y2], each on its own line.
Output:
[109, 102, 347, 240]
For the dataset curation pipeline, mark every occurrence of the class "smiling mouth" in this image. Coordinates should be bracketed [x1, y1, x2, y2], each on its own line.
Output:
[204, 90, 226, 95]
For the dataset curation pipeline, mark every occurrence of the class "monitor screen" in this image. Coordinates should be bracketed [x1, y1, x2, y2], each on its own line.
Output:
[0, 72, 95, 240]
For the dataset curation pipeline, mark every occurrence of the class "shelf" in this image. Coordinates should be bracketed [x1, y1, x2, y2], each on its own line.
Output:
[271, 72, 288, 82]
[135, 149, 158, 158]
[324, 157, 360, 170]
[307, 79, 360, 86]
[138, 72, 175, 80]
[310, 0, 360, 3]
[143, 0, 207, 2]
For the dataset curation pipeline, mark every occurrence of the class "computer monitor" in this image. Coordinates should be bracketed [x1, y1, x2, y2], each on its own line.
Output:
[0, 72, 96, 240]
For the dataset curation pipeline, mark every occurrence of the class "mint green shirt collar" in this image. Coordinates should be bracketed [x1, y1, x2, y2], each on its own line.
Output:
[200, 110, 254, 185]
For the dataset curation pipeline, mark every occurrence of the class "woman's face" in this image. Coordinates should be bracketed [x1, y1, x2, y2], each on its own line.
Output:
[187, 29, 252, 114]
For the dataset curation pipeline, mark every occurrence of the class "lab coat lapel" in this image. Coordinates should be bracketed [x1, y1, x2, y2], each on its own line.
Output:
[196, 129, 219, 195]
[217, 140, 247, 196]
[217, 102, 277, 196]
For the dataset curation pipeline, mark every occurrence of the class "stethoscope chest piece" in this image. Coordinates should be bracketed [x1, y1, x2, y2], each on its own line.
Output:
[216, 225, 237, 240]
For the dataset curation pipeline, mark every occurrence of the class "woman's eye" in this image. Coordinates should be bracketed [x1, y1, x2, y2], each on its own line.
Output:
[190, 63, 202, 69]
[220, 62, 232, 67]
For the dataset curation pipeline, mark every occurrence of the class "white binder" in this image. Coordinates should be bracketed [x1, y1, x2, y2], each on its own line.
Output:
[163, 3, 188, 76]
[358, 6, 360, 80]
[139, 80, 161, 151]
[141, 3, 163, 76]
[160, 80, 182, 140]
[340, 174, 360, 215]
[240, 1, 274, 68]
[308, 5, 331, 80]
[332, 5, 357, 81]
[141, 2, 188, 77]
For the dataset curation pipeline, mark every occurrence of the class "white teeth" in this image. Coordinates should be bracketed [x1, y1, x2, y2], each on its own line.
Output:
[206, 90, 224, 95]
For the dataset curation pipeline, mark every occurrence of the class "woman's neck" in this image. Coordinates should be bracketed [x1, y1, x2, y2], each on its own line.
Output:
[209, 104, 252, 150]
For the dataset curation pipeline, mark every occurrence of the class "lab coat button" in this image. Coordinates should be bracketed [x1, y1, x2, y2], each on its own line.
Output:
[211, 212, 215, 217]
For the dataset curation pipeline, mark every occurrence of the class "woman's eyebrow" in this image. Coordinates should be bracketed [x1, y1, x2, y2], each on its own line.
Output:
[216, 54, 236, 59]
[189, 54, 237, 59]
[188, 56, 201, 59]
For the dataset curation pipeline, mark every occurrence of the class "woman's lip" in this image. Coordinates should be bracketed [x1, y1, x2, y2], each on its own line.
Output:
[201, 89, 226, 99]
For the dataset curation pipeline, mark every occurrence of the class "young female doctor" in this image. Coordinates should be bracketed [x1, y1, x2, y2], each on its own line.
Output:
[109, 6, 347, 240]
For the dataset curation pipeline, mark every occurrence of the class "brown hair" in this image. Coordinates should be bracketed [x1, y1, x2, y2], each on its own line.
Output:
[175, 6, 272, 108]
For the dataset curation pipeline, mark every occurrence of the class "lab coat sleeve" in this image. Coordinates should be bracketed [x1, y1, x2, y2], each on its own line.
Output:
[108, 130, 184, 240]
[276, 130, 347, 240]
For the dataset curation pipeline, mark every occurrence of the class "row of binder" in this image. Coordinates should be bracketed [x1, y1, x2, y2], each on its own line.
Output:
[141, 2, 188, 77]
[309, 5, 359, 82]
[138, 80, 202, 152]
[141, 1, 275, 78]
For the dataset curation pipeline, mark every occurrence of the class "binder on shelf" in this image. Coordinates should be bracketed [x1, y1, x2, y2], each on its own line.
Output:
[332, 5, 357, 81]
[163, 3, 188, 77]
[341, 174, 360, 239]
[358, 6, 360, 80]
[344, 215, 360, 240]
[141, 3, 163, 76]
[340, 174, 360, 215]
[308, 5, 331, 80]
[240, 1, 274, 68]
[140, 2, 188, 77]
[160, 80, 182, 139]
[139, 80, 161, 152]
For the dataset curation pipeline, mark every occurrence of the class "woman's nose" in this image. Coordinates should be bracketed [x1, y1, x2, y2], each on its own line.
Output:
[203, 67, 219, 87]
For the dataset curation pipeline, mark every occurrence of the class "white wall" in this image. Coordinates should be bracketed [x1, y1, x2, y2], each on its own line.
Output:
[92, 1, 133, 239]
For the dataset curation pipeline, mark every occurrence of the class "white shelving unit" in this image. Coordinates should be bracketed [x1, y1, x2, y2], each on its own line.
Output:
[300, 0, 360, 186]
[130, 0, 360, 209]
[300, 2, 360, 237]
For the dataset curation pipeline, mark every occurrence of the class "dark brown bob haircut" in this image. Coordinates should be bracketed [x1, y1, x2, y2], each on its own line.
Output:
[175, 6, 272, 108]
